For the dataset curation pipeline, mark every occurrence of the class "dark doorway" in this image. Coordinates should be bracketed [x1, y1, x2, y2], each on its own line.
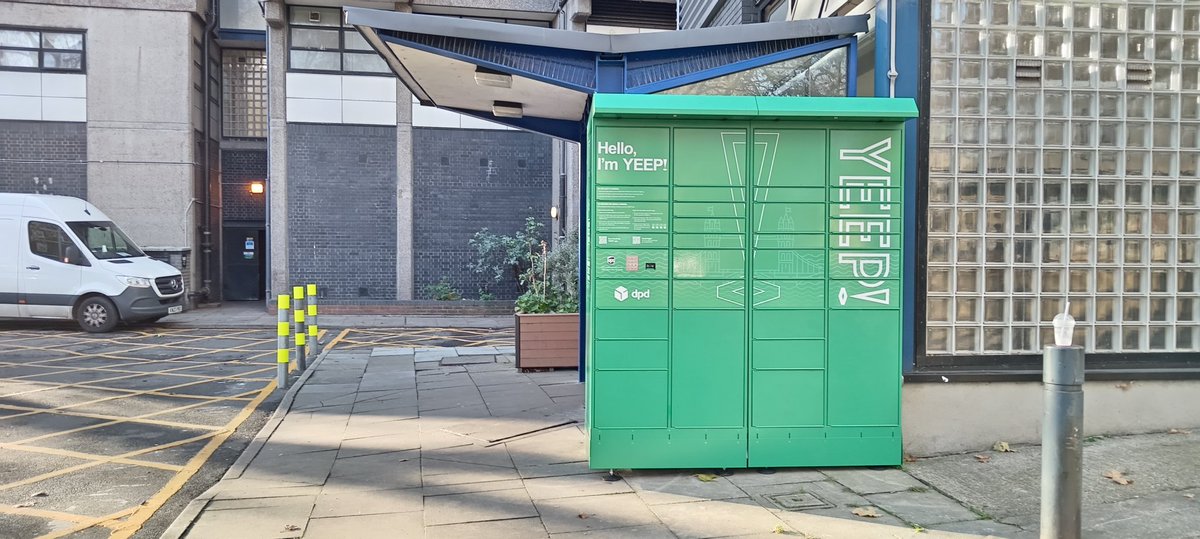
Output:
[222, 225, 266, 301]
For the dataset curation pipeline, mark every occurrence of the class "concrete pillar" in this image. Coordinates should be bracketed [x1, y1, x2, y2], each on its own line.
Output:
[396, 82, 415, 300]
[394, 0, 415, 300]
[265, 0, 288, 301]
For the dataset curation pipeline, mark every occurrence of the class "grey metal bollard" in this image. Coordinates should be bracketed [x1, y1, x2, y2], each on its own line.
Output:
[1040, 345, 1085, 539]
[293, 285, 307, 371]
[276, 294, 290, 390]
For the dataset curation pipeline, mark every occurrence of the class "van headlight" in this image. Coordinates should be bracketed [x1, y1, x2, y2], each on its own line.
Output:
[118, 276, 152, 288]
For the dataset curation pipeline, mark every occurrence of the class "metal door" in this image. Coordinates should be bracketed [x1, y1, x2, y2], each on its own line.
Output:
[222, 227, 265, 301]
[19, 220, 82, 318]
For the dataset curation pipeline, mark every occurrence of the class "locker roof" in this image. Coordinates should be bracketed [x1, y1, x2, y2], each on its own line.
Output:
[589, 94, 919, 121]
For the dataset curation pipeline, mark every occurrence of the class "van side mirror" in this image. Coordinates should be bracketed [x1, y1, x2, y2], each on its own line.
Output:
[64, 245, 89, 266]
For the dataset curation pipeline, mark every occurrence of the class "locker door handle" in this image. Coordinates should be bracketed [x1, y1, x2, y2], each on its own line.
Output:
[25, 266, 40, 271]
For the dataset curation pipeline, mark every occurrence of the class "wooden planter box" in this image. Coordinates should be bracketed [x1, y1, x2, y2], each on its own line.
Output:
[515, 313, 580, 369]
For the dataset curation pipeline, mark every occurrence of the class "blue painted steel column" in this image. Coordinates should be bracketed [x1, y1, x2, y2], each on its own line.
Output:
[877, 0, 922, 373]
[578, 135, 588, 382]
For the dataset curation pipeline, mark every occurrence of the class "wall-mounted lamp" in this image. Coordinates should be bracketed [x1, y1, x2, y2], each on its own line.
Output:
[474, 66, 512, 88]
[550, 206, 559, 220]
[492, 100, 523, 118]
[249, 181, 265, 194]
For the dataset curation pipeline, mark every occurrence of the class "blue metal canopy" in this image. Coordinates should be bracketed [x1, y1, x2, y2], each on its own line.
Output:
[347, 7, 867, 141]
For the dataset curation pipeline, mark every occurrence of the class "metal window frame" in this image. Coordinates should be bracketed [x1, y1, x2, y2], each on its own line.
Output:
[910, 1, 1200, 381]
[0, 25, 86, 74]
[287, 6, 392, 77]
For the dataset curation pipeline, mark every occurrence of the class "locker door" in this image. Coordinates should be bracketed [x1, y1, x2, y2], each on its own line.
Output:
[668, 126, 749, 468]
[746, 128, 831, 466]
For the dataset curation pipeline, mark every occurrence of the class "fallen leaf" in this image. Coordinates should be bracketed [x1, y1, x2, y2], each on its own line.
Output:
[974, 454, 991, 463]
[282, 524, 301, 532]
[992, 441, 1014, 453]
[31, 492, 47, 498]
[694, 473, 718, 482]
[1103, 470, 1133, 485]
[903, 453, 918, 463]
[1167, 428, 1191, 435]
[773, 524, 786, 534]
[577, 513, 590, 520]
[1115, 381, 1134, 391]
[851, 507, 881, 518]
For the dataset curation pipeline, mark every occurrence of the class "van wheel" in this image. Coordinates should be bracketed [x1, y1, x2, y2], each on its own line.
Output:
[76, 297, 119, 333]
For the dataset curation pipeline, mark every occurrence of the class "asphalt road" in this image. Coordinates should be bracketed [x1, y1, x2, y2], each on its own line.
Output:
[0, 322, 283, 539]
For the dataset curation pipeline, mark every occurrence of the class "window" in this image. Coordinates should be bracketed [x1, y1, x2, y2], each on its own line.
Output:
[926, 0, 1200, 356]
[223, 49, 267, 138]
[288, 6, 388, 75]
[0, 26, 85, 72]
[658, 46, 849, 97]
[28, 221, 87, 266]
[67, 221, 144, 260]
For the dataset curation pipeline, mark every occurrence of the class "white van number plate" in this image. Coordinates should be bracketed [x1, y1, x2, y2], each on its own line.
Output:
[168, 306, 183, 314]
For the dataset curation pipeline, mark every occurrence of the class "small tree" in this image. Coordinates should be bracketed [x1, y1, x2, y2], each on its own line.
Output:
[468, 215, 545, 297]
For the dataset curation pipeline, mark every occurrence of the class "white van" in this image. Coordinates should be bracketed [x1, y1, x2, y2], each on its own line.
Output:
[0, 194, 185, 332]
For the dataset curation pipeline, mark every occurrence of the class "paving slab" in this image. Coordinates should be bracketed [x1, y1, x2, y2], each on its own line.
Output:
[370, 348, 415, 356]
[420, 458, 521, 486]
[524, 472, 634, 500]
[866, 491, 983, 526]
[183, 495, 315, 539]
[309, 488, 424, 518]
[929, 519, 1026, 537]
[240, 449, 338, 486]
[534, 492, 660, 534]
[303, 511, 423, 539]
[624, 471, 747, 505]
[726, 469, 827, 488]
[549, 523, 677, 539]
[825, 468, 928, 495]
[426, 516, 550, 539]
[650, 497, 791, 539]
[422, 487, 539, 526]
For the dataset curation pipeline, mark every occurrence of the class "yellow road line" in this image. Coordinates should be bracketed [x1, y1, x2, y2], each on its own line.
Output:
[37, 507, 139, 539]
[0, 505, 92, 524]
[0, 443, 184, 472]
[106, 379, 278, 539]
[0, 429, 225, 493]
[0, 404, 224, 432]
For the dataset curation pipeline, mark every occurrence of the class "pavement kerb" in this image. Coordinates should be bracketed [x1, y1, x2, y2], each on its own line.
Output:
[157, 337, 340, 539]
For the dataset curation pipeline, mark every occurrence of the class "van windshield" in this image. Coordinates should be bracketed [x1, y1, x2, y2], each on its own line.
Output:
[67, 221, 145, 259]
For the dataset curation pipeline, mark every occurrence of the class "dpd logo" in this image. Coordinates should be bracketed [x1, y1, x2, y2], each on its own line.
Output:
[613, 286, 650, 302]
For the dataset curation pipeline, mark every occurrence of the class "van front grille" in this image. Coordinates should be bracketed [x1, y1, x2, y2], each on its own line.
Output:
[155, 275, 184, 296]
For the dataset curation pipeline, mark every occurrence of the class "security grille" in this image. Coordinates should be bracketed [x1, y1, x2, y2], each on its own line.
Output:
[222, 49, 267, 139]
[926, 1, 1200, 355]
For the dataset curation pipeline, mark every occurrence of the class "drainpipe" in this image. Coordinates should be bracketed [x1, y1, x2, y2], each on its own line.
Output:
[201, 1, 219, 302]
[887, 0, 898, 98]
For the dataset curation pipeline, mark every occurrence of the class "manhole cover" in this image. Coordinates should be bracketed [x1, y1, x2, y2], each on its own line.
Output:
[766, 491, 835, 511]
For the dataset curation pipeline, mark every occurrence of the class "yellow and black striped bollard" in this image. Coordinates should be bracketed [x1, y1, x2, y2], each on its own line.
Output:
[292, 285, 307, 371]
[306, 284, 319, 359]
[276, 294, 290, 390]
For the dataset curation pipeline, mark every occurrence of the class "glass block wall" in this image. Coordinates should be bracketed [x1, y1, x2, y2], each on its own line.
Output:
[926, 1, 1200, 355]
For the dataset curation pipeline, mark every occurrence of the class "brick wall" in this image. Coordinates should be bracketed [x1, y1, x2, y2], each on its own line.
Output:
[0, 120, 87, 198]
[287, 123, 398, 300]
[413, 127, 553, 301]
[221, 149, 267, 222]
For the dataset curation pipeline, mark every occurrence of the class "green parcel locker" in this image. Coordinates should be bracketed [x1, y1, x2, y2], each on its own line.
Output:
[586, 94, 918, 469]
